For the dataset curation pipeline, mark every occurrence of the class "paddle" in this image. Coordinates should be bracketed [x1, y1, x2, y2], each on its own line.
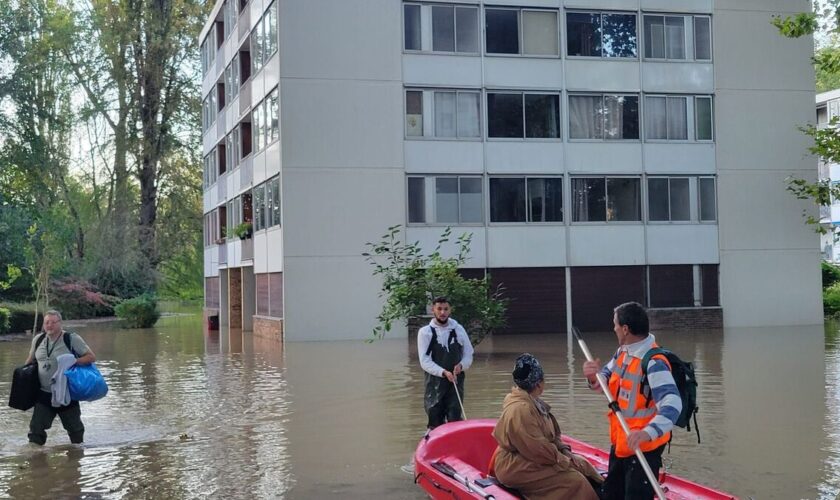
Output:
[431, 460, 495, 500]
[452, 378, 467, 420]
[572, 326, 668, 500]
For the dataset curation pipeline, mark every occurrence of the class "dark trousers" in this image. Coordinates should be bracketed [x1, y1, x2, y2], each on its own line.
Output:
[599, 444, 665, 500]
[427, 386, 464, 429]
[28, 392, 84, 446]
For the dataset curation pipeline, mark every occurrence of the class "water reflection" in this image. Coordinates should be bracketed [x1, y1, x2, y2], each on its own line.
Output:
[0, 316, 837, 499]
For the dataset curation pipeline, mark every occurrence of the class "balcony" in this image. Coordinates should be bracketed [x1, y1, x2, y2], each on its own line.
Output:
[217, 173, 227, 200]
[238, 5, 250, 43]
[239, 79, 251, 117]
[241, 237, 254, 261]
[239, 156, 253, 187]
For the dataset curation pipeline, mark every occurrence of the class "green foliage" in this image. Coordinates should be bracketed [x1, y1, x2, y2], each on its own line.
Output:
[115, 294, 161, 328]
[0, 307, 10, 335]
[772, 12, 819, 38]
[824, 261, 840, 287]
[0, 302, 39, 334]
[232, 222, 253, 239]
[825, 282, 840, 317]
[363, 225, 507, 345]
[50, 278, 116, 319]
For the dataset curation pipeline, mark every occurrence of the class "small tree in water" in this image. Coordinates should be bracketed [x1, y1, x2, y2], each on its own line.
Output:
[363, 225, 507, 345]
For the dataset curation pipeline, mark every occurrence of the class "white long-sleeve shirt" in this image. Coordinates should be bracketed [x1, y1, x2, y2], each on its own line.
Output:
[417, 318, 474, 378]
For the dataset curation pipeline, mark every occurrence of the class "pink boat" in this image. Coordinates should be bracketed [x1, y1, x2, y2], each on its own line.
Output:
[414, 419, 736, 500]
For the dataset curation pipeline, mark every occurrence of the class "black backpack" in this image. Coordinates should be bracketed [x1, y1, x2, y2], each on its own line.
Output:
[640, 347, 700, 443]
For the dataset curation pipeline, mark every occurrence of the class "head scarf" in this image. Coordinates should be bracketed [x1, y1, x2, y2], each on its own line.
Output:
[512, 353, 544, 392]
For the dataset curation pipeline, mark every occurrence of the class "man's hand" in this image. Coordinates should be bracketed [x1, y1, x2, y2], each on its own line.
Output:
[582, 359, 601, 384]
[442, 370, 456, 383]
[627, 430, 651, 450]
[453, 363, 463, 376]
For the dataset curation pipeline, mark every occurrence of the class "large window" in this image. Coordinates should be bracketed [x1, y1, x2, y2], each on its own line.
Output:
[485, 8, 559, 56]
[643, 14, 711, 61]
[252, 86, 280, 153]
[225, 55, 240, 104]
[567, 11, 637, 58]
[645, 95, 713, 141]
[253, 176, 282, 232]
[490, 177, 562, 222]
[407, 176, 483, 224]
[404, 89, 480, 139]
[568, 94, 639, 140]
[648, 177, 690, 221]
[223, 0, 239, 40]
[403, 3, 479, 53]
[487, 92, 560, 139]
[251, 1, 278, 74]
[572, 177, 641, 222]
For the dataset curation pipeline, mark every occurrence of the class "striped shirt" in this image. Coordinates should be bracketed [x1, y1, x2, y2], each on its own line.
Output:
[599, 334, 682, 440]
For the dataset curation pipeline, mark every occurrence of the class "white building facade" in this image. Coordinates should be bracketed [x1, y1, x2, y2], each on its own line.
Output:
[816, 89, 840, 262]
[201, 0, 822, 341]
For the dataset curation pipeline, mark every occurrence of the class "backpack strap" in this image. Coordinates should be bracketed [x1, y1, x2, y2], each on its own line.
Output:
[640, 347, 668, 407]
[425, 327, 438, 356]
[63, 331, 78, 357]
[33, 332, 47, 352]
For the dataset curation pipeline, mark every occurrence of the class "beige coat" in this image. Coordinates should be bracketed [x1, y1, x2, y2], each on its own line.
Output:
[492, 387, 602, 500]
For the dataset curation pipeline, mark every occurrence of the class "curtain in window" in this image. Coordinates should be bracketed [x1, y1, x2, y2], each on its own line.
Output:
[523, 11, 558, 55]
[432, 6, 455, 52]
[457, 92, 480, 137]
[604, 95, 625, 139]
[569, 95, 601, 139]
[667, 96, 687, 140]
[644, 16, 665, 59]
[665, 17, 685, 59]
[694, 17, 711, 60]
[645, 96, 667, 140]
[455, 7, 479, 53]
[435, 92, 457, 137]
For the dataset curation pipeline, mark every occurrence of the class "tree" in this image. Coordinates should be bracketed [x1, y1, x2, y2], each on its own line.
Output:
[363, 226, 507, 345]
[774, 4, 840, 233]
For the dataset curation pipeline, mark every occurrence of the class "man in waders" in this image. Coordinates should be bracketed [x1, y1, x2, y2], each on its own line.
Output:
[417, 296, 474, 429]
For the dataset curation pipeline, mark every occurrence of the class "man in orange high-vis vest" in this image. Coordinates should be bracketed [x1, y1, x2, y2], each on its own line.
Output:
[582, 302, 682, 500]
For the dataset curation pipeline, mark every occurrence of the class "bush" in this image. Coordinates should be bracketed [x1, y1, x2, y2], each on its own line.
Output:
[0, 302, 39, 334]
[50, 278, 116, 319]
[825, 282, 840, 317]
[824, 261, 840, 289]
[115, 294, 160, 328]
[0, 307, 10, 334]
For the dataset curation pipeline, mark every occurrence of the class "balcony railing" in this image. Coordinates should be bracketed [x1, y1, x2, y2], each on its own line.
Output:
[240, 156, 253, 187]
[239, 79, 251, 116]
[218, 241, 228, 264]
[241, 237, 254, 261]
[217, 173, 227, 200]
[238, 5, 250, 42]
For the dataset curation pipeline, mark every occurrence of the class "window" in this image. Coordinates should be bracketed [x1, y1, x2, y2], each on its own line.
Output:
[487, 92, 560, 139]
[648, 177, 690, 221]
[225, 55, 240, 104]
[405, 89, 480, 139]
[568, 94, 638, 140]
[223, 0, 239, 39]
[643, 15, 712, 61]
[407, 176, 483, 224]
[695, 96, 713, 141]
[404, 4, 421, 50]
[567, 11, 637, 58]
[645, 95, 686, 140]
[699, 177, 716, 221]
[269, 176, 281, 227]
[251, 87, 279, 154]
[254, 183, 265, 231]
[200, 28, 216, 76]
[226, 127, 241, 170]
[407, 177, 425, 223]
[202, 91, 217, 133]
[572, 177, 641, 222]
[203, 152, 217, 189]
[490, 177, 562, 223]
[251, 1, 278, 74]
[485, 8, 559, 56]
[403, 3, 478, 53]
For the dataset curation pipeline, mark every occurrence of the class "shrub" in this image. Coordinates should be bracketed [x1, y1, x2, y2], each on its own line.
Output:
[824, 261, 840, 289]
[825, 282, 840, 317]
[115, 294, 160, 328]
[50, 278, 115, 319]
[0, 302, 39, 334]
[0, 307, 10, 334]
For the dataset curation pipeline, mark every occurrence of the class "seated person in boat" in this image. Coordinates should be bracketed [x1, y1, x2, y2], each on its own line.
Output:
[492, 354, 603, 500]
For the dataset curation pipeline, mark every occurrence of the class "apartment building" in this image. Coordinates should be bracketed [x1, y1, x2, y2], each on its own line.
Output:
[200, 0, 822, 340]
[816, 89, 840, 262]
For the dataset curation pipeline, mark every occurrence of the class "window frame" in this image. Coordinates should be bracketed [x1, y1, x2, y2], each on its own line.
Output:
[698, 176, 717, 223]
[404, 88, 482, 140]
[570, 175, 642, 224]
[488, 175, 564, 224]
[644, 94, 690, 142]
[486, 90, 562, 141]
[565, 10, 639, 59]
[646, 176, 692, 223]
[567, 92, 640, 142]
[484, 7, 560, 58]
[406, 175, 485, 226]
[402, 2, 480, 55]
[642, 14, 713, 62]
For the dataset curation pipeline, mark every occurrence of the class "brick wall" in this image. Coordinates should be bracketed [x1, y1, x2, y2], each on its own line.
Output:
[648, 307, 723, 331]
[254, 316, 283, 341]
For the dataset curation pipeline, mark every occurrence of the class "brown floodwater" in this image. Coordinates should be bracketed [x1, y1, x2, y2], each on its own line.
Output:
[0, 311, 837, 499]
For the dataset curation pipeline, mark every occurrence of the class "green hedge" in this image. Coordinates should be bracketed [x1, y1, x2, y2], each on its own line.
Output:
[115, 294, 160, 328]
[0, 302, 39, 334]
[0, 307, 10, 334]
[824, 261, 840, 288]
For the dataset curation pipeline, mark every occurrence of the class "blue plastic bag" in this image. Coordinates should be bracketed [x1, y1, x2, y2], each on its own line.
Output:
[64, 364, 108, 402]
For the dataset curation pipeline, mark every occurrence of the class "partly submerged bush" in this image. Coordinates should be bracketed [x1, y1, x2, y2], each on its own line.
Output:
[825, 282, 840, 317]
[0, 302, 39, 334]
[50, 279, 116, 319]
[114, 294, 160, 328]
[0, 307, 10, 334]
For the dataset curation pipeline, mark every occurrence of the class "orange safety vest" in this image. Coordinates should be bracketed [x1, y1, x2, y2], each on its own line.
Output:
[608, 344, 672, 458]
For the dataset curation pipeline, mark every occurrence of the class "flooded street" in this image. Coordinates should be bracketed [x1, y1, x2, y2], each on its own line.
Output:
[0, 311, 838, 499]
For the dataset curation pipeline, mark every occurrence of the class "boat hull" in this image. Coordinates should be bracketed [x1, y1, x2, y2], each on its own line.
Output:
[414, 419, 736, 500]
